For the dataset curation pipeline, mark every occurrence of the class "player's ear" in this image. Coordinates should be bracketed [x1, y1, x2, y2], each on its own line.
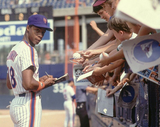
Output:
[26, 25, 30, 32]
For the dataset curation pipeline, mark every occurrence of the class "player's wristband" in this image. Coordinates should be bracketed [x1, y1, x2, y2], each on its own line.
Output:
[33, 82, 45, 92]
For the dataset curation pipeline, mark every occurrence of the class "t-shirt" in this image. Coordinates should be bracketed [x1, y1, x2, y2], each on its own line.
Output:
[76, 85, 88, 102]
[117, 32, 137, 51]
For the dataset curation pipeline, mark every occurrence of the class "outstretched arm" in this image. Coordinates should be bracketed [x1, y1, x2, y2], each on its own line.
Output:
[93, 59, 125, 76]
[86, 86, 98, 94]
[99, 49, 124, 66]
[83, 39, 119, 59]
[88, 29, 114, 50]
[90, 20, 104, 36]
[138, 25, 157, 36]
[106, 73, 131, 97]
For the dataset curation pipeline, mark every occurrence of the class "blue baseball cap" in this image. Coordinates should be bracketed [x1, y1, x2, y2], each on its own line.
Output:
[27, 14, 53, 31]
[68, 78, 74, 83]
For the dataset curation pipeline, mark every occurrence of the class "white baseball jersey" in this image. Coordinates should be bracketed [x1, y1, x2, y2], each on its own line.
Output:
[6, 40, 39, 96]
[63, 85, 76, 127]
[6, 40, 41, 127]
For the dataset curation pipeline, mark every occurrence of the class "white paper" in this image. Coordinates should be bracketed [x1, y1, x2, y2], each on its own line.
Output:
[73, 64, 92, 86]
[77, 71, 93, 81]
[115, 0, 160, 29]
[97, 88, 113, 117]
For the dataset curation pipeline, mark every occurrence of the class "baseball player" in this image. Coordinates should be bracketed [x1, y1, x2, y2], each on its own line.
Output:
[6, 14, 56, 127]
[63, 78, 76, 127]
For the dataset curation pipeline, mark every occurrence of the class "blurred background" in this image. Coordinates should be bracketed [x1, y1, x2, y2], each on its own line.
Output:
[0, 0, 108, 65]
[0, 0, 108, 110]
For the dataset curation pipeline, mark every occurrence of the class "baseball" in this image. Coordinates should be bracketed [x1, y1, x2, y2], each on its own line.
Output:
[99, 52, 109, 60]
[73, 53, 81, 59]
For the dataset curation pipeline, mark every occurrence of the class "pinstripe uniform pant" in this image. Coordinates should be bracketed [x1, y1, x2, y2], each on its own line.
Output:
[10, 92, 42, 127]
[64, 100, 75, 127]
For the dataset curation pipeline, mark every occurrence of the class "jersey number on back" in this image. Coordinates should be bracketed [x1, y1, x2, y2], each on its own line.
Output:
[9, 67, 17, 88]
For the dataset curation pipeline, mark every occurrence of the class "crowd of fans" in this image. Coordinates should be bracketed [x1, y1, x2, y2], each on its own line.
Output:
[71, 0, 159, 126]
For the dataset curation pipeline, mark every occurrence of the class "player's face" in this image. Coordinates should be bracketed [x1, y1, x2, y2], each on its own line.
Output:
[97, 9, 110, 22]
[70, 81, 74, 87]
[28, 25, 46, 46]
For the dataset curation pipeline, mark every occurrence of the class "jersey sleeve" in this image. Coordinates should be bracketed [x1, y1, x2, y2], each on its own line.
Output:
[69, 87, 75, 96]
[20, 45, 36, 72]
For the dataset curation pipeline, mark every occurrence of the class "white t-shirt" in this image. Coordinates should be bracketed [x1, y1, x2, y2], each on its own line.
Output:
[117, 32, 137, 51]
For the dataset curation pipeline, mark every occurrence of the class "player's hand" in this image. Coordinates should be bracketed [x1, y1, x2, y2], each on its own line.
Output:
[106, 89, 114, 97]
[39, 75, 48, 82]
[40, 75, 53, 82]
[44, 77, 56, 87]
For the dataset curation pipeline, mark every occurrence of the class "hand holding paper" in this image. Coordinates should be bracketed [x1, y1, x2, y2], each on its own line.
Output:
[77, 71, 93, 82]
[77, 70, 105, 84]
[55, 73, 69, 83]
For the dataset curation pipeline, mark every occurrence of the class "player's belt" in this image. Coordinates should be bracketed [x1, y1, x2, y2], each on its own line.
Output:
[19, 93, 26, 97]
[18, 92, 41, 98]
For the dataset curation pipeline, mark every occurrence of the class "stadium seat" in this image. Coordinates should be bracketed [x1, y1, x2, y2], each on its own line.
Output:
[0, 0, 94, 9]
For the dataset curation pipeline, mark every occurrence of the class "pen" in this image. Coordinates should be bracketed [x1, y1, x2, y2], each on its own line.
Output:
[45, 71, 49, 77]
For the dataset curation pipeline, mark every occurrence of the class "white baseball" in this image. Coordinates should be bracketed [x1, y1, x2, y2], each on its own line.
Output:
[73, 53, 81, 59]
[99, 52, 109, 60]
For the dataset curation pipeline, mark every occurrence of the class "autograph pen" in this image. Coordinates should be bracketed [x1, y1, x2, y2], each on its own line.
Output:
[45, 71, 49, 77]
